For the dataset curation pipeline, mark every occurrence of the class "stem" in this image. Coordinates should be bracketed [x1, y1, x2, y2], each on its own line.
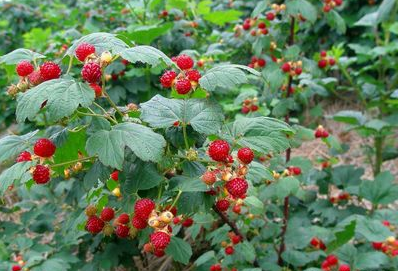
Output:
[338, 63, 367, 109]
[182, 124, 190, 150]
[66, 56, 73, 74]
[101, 74, 124, 118]
[50, 156, 96, 168]
[373, 135, 383, 176]
[169, 190, 183, 209]
[77, 110, 118, 125]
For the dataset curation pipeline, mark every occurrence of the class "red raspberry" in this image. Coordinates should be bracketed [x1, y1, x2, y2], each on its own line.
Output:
[12, 265, 22, 271]
[134, 198, 155, 220]
[121, 59, 129, 66]
[182, 218, 193, 227]
[160, 70, 177, 88]
[175, 78, 192, 94]
[392, 250, 398, 256]
[117, 213, 130, 224]
[310, 237, 320, 247]
[115, 224, 130, 238]
[173, 217, 181, 224]
[232, 204, 241, 214]
[28, 70, 43, 85]
[150, 231, 171, 250]
[132, 215, 147, 229]
[250, 104, 259, 111]
[210, 264, 222, 271]
[81, 62, 101, 83]
[241, 106, 250, 114]
[89, 83, 102, 97]
[250, 30, 257, 36]
[32, 165, 50, 184]
[372, 242, 383, 250]
[258, 22, 266, 29]
[323, 5, 331, 12]
[237, 147, 254, 164]
[243, 22, 251, 30]
[153, 249, 165, 257]
[202, 171, 217, 185]
[382, 220, 391, 227]
[294, 67, 302, 75]
[231, 234, 241, 244]
[75, 42, 96, 61]
[34, 138, 56, 158]
[326, 255, 338, 266]
[100, 207, 115, 222]
[321, 260, 330, 270]
[16, 151, 32, 162]
[225, 246, 235, 255]
[16, 61, 34, 76]
[86, 215, 104, 234]
[334, 0, 343, 6]
[339, 264, 351, 271]
[281, 62, 291, 73]
[176, 54, 194, 70]
[40, 62, 61, 81]
[186, 69, 202, 82]
[318, 59, 328, 68]
[208, 140, 230, 162]
[257, 58, 266, 67]
[320, 51, 327, 57]
[110, 170, 119, 181]
[266, 12, 275, 21]
[261, 28, 268, 35]
[225, 178, 248, 198]
[288, 166, 302, 175]
[216, 199, 230, 212]
[329, 58, 336, 66]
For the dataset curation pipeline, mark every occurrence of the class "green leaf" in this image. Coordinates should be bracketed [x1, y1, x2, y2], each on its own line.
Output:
[120, 45, 174, 67]
[0, 49, 46, 65]
[275, 177, 300, 199]
[140, 95, 224, 135]
[244, 196, 264, 213]
[326, 10, 346, 34]
[0, 162, 34, 193]
[354, 252, 390, 270]
[332, 165, 364, 187]
[360, 171, 397, 204]
[125, 23, 174, 45]
[377, 0, 396, 23]
[199, 64, 260, 92]
[332, 110, 366, 125]
[356, 216, 393, 242]
[0, 130, 38, 163]
[354, 12, 378, 27]
[326, 220, 356, 253]
[194, 251, 215, 266]
[282, 250, 316, 267]
[123, 160, 163, 192]
[284, 45, 301, 60]
[65, 32, 129, 56]
[203, 10, 243, 26]
[16, 79, 95, 123]
[169, 176, 208, 192]
[222, 117, 295, 154]
[236, 241, 256, 263]
[165, 237, 193, 264]
[86, 123, 166, 169]
[287, 0, 317, 23]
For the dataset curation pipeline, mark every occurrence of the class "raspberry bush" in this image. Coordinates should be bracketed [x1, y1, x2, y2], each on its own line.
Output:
[0, 0, 397, 271]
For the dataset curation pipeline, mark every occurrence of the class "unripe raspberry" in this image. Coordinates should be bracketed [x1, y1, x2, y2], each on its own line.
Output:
[112, 187, 121, 197]
[143, 242, 153, 252]
[16, 151, 32, 162]
[75, 42, 96, 61]
[12, 265, 22, 271]
[232, 204, 241, 214]
[326, 254, 338, 266]
[159, 211, 174, 223]
[100, 207, 115, 222]
[202, 171, 217, 185]
[82, 62, 102, 83]
[134, 198, 155, 220]
[32, 165, 50, 184]
[182, 218, 194, 227]
[225, 246, 235, 255]
[85, 205, 97, 217]
[281, 62, 291, 73]
[100, 51, 112, 65]
[216, 199, 230, 212]
[89, 83, 102, 97]
[86, 215, 104, 234]
[16, 61, 34, 76]
[266, 12, 275, 21]
[176, 54, 194, 70]
[237, 147, 254, 164]
[186, 69, 202, 82]
[225, 178, 248, 198]
[40, 62, 61, 81]
[339, 264, 351, 271]
[34, 138, 56, 158]
[150, 231, 171, 250]
[160, 70, 177, 88]
[102, 224, 114, 236]
[318, 59, 328, 68]
[175, 78, 192, 94]
[115, 224, 130, 238]
[28, 70, 43, 85]
[208, 140, 230, 162]
[132, 215, 147, 229]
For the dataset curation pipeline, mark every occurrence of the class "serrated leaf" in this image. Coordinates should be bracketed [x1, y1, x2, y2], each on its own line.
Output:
[169, 176, 208, 192]
[0, 48, 45, 65]
[360, 171, 397, 204]
[122, 160, 163, 192]
[203, 10, 243, 26]
[287, 0, 317, 23]
[0, 130, 38, 163]
[140, 95, 224, 135]
[16, 79, 95, 123]
[165, 237, 193, 264]
[354, 252, 390, 270]
[65, 32, 129, 56]
[326, 10, 346, 34]
[86, 122, 166, 169]
[326, 220, 356, 253]
[236, 241, 256, 263]
[194, 251, 215, 266]
[125, 23, 174, 45]
[120, 45, 174, 67]
[199, 64, 260, 92]
[356, 216, 393, 242]
[0, 162, 34, 193]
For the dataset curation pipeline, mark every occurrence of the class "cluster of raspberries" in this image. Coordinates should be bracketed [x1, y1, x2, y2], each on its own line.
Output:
[318, 50, 336, 69]
[159, 54, 202, 95]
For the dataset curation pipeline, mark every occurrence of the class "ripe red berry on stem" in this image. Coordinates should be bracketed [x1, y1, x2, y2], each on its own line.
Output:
[86, 215, 104, 234]
[225, 177, 248, 198]
[182, 218, 194, 227]
[216, 199, 230, 212]
[232, 204, 241, 214]
[12, 265, 22, 271]
[28, 70, 43, 85]
[210, 264, 222, 271]
[326, 254, 338, 266]
[32, 165, 50, 184]
[266, 12, 275, 21]
[16, 151, 32, 162]
[231, 234, 241, 244]
[134, 198, 155, 220]
[186, 69, 202, 82]
[117, 213, 130, 224]
[110, 170, 119, 181]
[281, 62, 291, 72]
[160, 70, 177, 88]
[257, 58, 266, 67]
[318, 59, 328, 68]
[34, 138, 56, 158]
[323, 5, 331, 12]
[132, 215, 147, 229]
[115, 224, 130, 238]
[208, 140, 230, 162]
[16, 61, 34, 77]
[242, 106, 250, 114]
[329, 58, 336, 66]
[100, 207, 115, 222]
[89, 83, 102, 97]
[237, 147, 254, 164]
[334, 0, 343, 6]
[295, 67, 302, 75]
[40, 62, 61, 81]
[225, 246, 235, 255]
[339, 264, 351, 271]
[176, 54, 194, 70]
[258, 22, 266, 29]
[81, 62, 101, 83]
[288, 166, 302, 175]
[243, 23, 251, 30]
[175, 78, 192, 94]
[75, 42, 96, 61]
[320, 51, 327, 57]
[150, 231, 171, 250]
